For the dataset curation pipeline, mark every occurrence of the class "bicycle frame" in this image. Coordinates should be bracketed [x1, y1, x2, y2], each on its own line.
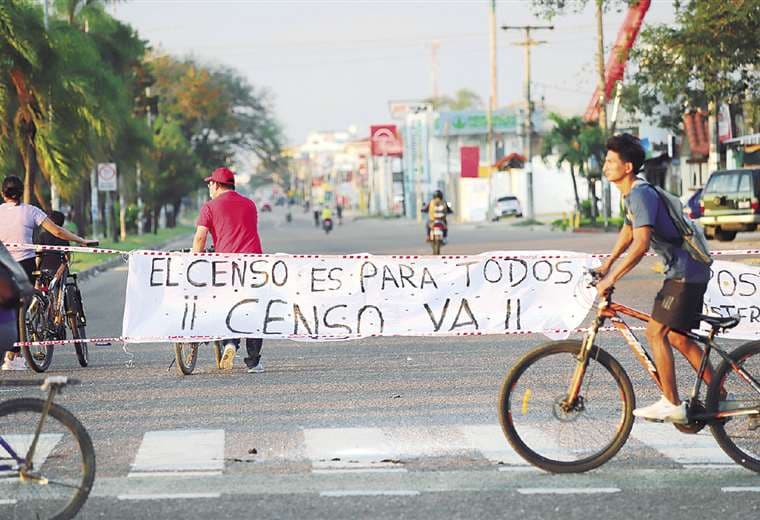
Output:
[565, 292, 760, 423]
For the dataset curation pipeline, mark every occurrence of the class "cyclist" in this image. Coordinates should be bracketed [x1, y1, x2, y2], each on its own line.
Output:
[594, 133, 712, 423]
[193, 167, 264, 373]
[0, 176, 93, 370]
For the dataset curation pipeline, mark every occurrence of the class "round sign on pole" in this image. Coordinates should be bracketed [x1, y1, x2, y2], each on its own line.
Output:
[97, 163, 118, 191]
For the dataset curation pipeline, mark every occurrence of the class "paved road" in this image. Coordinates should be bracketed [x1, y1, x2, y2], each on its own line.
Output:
[3, 207, 759, 519]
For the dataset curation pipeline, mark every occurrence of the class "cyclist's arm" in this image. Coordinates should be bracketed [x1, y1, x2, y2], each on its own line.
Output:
[605, 225, 651, 284]
[40, 218, 89, 245]
[192, 226, 209, 253]
[598, 224, 633, 274]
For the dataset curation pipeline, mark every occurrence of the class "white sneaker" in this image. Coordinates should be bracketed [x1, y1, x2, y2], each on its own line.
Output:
[247, 362, 264, 374]
[1, 353, 27, 371]
[219, 343, 236, 370]
[633, 396, 687, 423]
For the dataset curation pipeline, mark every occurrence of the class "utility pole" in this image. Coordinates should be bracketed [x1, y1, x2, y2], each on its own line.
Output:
[431, 40, 440, 100]
[501, 24, 553, 221]
[487, 0, 498, 166]
[595, 0, 611, 226]
[42, 0, 61, 211]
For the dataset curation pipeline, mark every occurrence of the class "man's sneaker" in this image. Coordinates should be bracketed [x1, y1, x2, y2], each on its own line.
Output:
[247, 362, 265, 374]
[633, 396, 687, 424]
[219, 343, 236, 370]
[1, 353, 27, 371]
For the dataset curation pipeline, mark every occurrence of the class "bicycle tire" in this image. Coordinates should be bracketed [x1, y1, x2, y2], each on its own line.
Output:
[174, 342, 198, 375]
[19, 292, 54, 373]
[432, 240, 441, 255]
[498, 340, 635, 473]
[707, 340, 760, 473]
[65, 284, 88, 367]
[0, 397, 96, 520]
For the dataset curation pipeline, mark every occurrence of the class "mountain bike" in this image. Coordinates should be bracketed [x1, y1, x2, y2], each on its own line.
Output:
[498, 270, 760, 473]
[20, 244, 97, 372]
[0, 376, 96, 519]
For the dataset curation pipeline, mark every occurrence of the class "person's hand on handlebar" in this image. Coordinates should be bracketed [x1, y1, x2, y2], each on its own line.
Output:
[83, 240, 99, 247]
[595, 275, 615, 299]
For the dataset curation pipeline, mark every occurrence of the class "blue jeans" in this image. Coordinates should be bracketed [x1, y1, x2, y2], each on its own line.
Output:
[227, 338, 263, 368]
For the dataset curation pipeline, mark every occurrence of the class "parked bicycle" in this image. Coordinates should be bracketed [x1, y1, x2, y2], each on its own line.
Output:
[498, 269, 760, 473]
[0, 376, 96, 519]
[19, 244, 97, 372]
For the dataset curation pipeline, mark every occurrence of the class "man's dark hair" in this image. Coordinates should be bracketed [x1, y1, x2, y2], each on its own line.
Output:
[2, 176, 23, 203]
[48, 210, 65, 227]
[606, 133, 645, 174]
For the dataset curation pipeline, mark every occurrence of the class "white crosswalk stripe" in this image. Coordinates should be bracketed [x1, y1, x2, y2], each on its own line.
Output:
[630, 422, 734, 466]
[121, 423, 740, 476]
[129, 429, 225, 476]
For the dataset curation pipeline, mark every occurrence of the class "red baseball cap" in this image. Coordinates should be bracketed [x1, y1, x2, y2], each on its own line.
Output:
[204, 167, 235, 186]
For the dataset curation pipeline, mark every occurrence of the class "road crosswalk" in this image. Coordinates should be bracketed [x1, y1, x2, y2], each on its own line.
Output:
[3, 422, 739, 478]
[101, 422, 739, 475]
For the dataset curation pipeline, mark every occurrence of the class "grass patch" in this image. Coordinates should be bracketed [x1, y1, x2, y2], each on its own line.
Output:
[70, 225, 194, 272]
[512, 218, 544, 227]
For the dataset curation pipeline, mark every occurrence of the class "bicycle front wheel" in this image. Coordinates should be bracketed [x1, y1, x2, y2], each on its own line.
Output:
[0, 398, 96, 520]
[707, 340, 760, 473]
[19, 293, 54, 372]
[498, 340, 635, 473]
[174, 342, 199, 375]
[65, 283, 88, 367]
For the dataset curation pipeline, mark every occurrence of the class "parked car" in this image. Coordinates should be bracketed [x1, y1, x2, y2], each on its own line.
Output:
[681, 188, 703, 219]
[699, 168, 760, 241]
[492, 196, 523, 220]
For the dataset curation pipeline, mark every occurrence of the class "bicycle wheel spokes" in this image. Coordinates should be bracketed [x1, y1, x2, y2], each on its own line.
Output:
[499, 341, 634, 472]
[710, 343, 760, 472]
[0, 399, 95, 520]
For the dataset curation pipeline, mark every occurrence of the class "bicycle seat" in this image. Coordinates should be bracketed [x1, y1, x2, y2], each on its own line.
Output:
[699, 314, 740, 330]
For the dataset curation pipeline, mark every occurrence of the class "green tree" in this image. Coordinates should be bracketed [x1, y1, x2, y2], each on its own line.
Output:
[625, 1, 760, 132]
[540, 113, 585, 210]
[424, 88, 484, 111]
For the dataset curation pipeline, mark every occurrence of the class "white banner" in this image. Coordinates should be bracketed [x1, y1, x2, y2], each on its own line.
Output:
[122, 251, 600, 342]
[703, 260, 760, 339]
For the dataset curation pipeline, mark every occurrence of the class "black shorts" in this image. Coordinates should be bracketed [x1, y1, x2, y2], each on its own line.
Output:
[651, 279, 707, 331]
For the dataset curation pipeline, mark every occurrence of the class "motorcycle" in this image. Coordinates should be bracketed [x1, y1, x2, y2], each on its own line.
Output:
[323, 217, 333, 234]
[429, 219, 446, 255]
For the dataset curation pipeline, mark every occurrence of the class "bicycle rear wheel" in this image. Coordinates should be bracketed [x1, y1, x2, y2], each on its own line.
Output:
[65, 283, 88, 367]
[174, 342, 199, 375]
[0, 397, 96, 520]
[707, 340, 760, 472]
[498, 340, 635, 473]
[19, 293, 54, 373]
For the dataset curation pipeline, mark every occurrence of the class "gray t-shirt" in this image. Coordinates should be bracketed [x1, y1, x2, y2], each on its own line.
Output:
[624, 183, 710, 283]
[0, 202, 47, 262]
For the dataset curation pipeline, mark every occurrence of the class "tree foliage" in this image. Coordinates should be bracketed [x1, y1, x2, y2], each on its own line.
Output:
[424, 88, 484, 111]
[625, 0, 760, 128]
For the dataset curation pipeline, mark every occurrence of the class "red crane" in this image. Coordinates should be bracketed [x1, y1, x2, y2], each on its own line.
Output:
[583, 0, 651, 122]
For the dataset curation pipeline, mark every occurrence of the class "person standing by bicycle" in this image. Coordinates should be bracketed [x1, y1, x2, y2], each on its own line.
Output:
[193, 167, 265, 373]
[594, 134, 712, 423]
[0, 176, 94, 371]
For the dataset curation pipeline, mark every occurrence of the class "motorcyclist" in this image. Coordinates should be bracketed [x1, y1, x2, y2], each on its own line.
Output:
[425, 190, 450, 243]
[321, 205, 333, 223]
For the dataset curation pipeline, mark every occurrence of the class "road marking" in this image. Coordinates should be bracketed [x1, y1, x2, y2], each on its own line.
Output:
[722, 487, 760, 493]
[312, 468, 408, 474]
[631, 422, 734, 465]
[304, 427, 399, 470]
[458, 424, 543, 466]
[0, 499, 17, 505]
[129, 429, 224, 474]
[320, 490, 420, 497]
[127, 470, 223, 478]
[117, 493, 221, 501]
[2, 434, 62, 468]
[517, 488, 621, 495]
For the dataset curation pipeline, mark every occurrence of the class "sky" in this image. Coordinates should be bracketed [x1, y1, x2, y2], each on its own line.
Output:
[111, 0, 678, 145]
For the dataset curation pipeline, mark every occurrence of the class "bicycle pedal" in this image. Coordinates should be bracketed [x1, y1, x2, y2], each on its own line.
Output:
[642, 417, 665, 424]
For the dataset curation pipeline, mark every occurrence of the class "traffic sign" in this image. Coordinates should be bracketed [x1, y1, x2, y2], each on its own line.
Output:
[97, 163, 118, 191]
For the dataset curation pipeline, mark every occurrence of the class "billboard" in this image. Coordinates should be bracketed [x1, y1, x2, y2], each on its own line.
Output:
[370, 125, 403, 157]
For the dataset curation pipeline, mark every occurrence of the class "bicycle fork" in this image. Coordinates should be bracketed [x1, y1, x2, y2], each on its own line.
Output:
[562, 316, 604, 411]
[18, 387, 57, 484]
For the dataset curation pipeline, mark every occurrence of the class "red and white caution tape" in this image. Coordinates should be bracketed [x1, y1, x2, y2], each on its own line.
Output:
[5, 242, 124, 255]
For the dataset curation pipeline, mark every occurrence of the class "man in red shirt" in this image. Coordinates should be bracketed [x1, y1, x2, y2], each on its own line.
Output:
[193, 167, 264, 373]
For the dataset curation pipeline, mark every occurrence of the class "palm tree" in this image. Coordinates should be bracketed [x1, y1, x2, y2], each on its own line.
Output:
[540, 113, 584, 211]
